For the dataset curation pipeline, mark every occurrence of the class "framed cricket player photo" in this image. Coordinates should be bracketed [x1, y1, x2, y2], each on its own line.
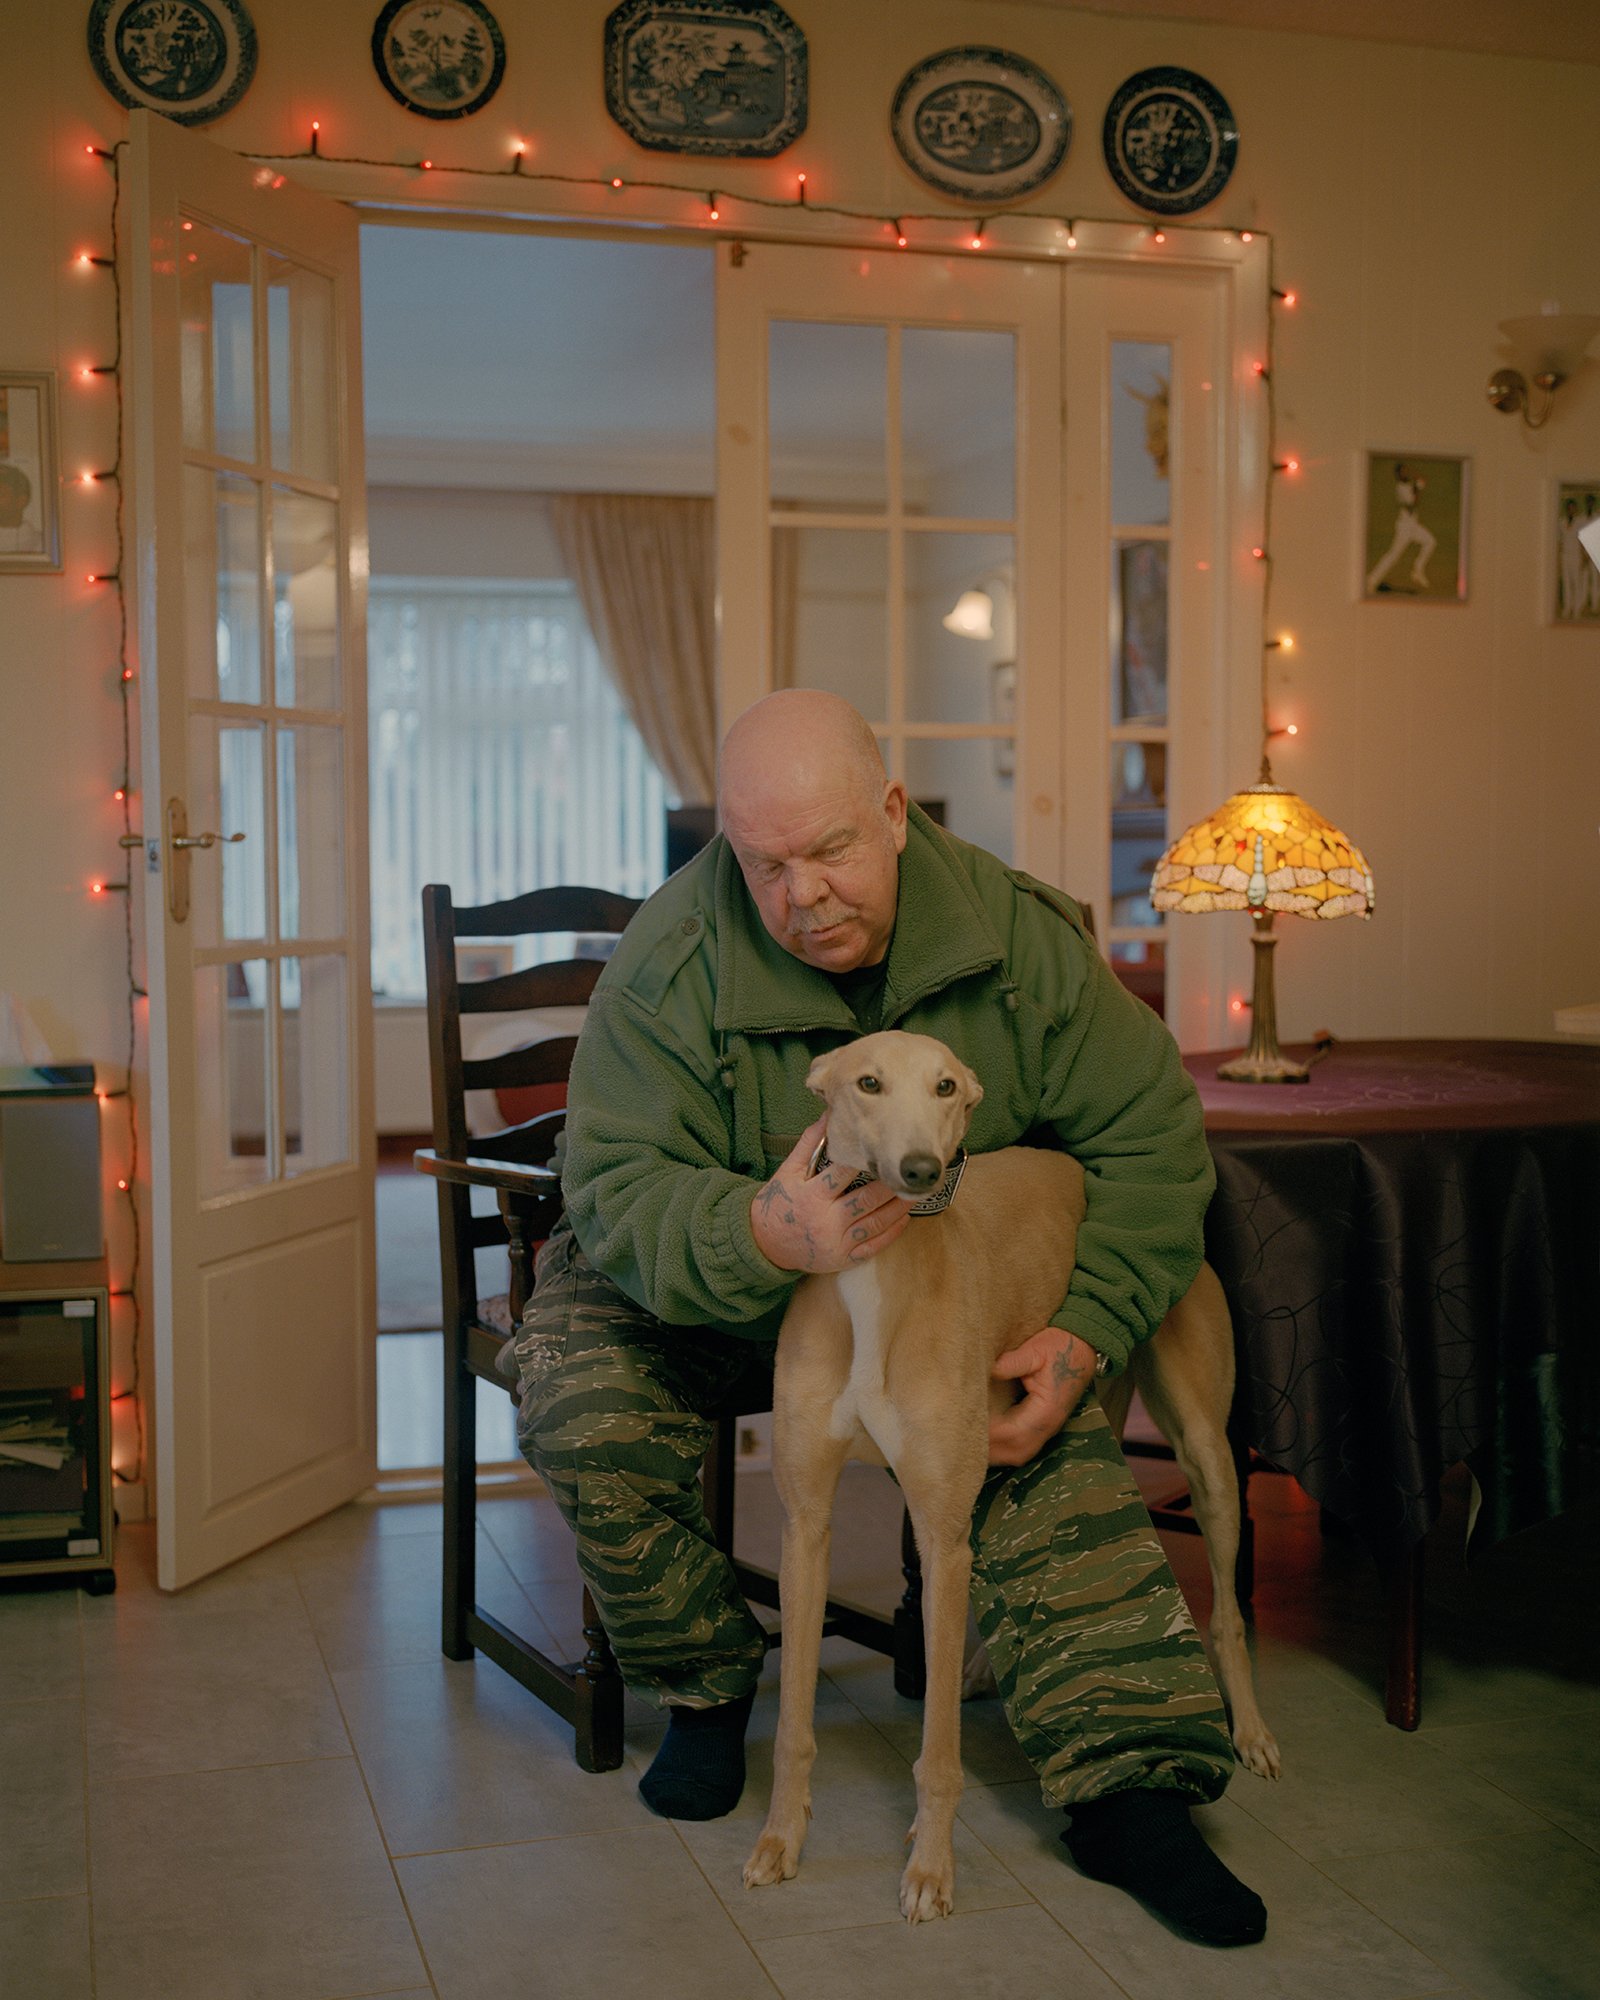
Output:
[1360, 450, 1468, 604]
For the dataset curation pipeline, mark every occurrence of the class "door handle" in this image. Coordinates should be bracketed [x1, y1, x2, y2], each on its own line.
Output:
[166, 797, 246, 924]
[172, 830, 247, 850]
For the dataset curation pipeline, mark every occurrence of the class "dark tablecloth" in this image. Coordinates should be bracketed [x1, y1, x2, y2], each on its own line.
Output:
[1186, 1039, 1600, 1550]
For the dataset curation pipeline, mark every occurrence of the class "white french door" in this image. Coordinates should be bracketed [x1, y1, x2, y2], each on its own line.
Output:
[129, 110, 376, 1588]
[1061, 265, 1235, 1051]
[716, 241, 1063, 879]
[716, 241, 1243, 1042]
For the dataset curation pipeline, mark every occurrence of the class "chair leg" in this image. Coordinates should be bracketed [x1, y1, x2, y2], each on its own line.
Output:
[572, 1586, 627, 1772]
[893, 1507, 927, 1699]
[702, 1414, 737, 1553]
[442, 1315, 476, 1661]
[1384, 1540, 1424, 1730]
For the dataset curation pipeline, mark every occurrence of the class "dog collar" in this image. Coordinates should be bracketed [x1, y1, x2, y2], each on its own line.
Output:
[806, 1139, 968, 1216]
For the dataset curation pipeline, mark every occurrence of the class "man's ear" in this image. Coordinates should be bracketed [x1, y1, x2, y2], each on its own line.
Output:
[806, 1048, 842, 1100]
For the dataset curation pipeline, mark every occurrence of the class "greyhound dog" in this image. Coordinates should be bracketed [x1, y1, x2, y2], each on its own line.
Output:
[742, 1030, 1278, 1925]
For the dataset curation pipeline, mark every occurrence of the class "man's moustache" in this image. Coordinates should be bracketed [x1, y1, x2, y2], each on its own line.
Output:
[792, 911, 854, 935]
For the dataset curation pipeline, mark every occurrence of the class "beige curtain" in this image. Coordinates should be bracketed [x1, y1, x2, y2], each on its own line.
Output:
[546, 493, 717, 803]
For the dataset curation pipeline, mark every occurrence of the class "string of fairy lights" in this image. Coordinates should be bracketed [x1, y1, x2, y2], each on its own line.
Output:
[70, 126, 1302, 1480]
[77, 136, 144, 1490]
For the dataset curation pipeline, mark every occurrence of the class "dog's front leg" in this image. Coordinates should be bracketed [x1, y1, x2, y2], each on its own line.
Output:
[896, 1484, 978, 1922]
[743, 1423, 849, 1891]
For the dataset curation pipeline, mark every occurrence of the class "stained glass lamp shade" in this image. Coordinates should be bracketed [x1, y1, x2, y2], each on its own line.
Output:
[1151, 781, 1374, 1082]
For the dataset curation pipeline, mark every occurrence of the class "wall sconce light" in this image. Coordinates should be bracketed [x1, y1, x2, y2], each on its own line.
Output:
[1486, 305, 1600, 430]
[941, 588, 995, 639]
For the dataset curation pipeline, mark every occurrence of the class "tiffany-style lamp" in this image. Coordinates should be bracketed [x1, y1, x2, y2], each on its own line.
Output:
[1150, 757, 1374, 1084]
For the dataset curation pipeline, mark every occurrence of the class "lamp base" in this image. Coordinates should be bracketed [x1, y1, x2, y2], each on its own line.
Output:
[1215, 1049, 1311, 1085]
[1217, 913, 1311, 1083]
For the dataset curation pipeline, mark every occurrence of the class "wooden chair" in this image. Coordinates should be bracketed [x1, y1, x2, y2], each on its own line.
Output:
[416, 881, 925, 1774]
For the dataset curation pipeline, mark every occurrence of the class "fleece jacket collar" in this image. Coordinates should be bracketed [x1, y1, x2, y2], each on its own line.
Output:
[711, 804, 1005, 1035]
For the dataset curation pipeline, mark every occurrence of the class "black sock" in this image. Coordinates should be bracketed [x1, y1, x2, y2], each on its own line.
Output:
[638, 1691, 756, 1821]
[1061, 1788, 1267, 1947]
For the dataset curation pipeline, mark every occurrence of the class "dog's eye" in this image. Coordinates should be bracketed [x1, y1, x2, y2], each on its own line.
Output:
[857, 1075, 880, 1094]
[936, 1077, 956, 1098]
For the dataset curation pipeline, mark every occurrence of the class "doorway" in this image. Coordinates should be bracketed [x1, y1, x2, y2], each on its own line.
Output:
[358, 224, 717, 1472]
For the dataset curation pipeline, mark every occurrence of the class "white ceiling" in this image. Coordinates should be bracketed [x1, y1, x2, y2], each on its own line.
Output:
[359, 226, 1017, 502]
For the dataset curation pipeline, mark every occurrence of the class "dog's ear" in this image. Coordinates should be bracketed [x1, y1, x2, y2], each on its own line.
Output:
[957, 1059, 983, 1109]
[805, 1048, 842, 1100]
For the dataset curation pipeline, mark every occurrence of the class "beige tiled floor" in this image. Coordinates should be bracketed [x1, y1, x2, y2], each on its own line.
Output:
[2, 1453, 1597, 1999]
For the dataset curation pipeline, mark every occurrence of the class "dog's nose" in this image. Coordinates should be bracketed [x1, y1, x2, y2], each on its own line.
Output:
[899, 1153, 943, 1192]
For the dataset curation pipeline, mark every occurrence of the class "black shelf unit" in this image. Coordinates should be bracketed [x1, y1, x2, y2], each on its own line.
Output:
[0, 1269, 115, 1593]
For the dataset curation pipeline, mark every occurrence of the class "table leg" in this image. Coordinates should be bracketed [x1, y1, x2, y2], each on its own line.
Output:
[1384, 1540, 1424, 1730]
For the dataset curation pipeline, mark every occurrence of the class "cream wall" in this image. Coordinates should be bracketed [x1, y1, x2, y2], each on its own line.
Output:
[3, 2, 1599, 1484]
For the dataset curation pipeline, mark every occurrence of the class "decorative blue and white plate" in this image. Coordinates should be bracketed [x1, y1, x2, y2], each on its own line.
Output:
[604, 0, 808, 158]
[890, 46, 1071, 204]
[86, 0, 258, 125]
[371, 0, 506, 119]
[1102, 66, 1238, 215]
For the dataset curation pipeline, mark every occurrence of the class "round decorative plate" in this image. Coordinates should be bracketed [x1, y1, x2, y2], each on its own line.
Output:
[1102, 66, 1238, 215]
[891, 46, 1071, 204]
[371, 0, 506, 119]
[86, 0, 257, 125]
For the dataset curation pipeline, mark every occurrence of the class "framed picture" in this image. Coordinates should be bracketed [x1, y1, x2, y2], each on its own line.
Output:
[1551, 481, 1600, 624]
[603, 0, 808, 158]
[455, 941, 515, 985]
[991, 659, 1016, 779]
[1360, 451, 1469, 604]
[0, 373, 61, 573]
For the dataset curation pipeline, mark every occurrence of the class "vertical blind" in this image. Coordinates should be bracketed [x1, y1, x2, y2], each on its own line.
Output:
[367, 578, 668, 998]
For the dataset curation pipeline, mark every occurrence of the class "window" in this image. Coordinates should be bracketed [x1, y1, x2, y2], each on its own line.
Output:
[367, 578, 667, 998]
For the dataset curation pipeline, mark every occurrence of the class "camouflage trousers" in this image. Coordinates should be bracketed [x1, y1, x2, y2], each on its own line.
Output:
[511, 1225, 1235, 1808]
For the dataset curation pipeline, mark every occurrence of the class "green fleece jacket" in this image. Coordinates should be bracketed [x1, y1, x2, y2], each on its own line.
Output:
[560, 805, 1215, 1375]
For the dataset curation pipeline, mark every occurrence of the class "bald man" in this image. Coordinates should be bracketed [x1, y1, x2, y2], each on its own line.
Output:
[510, 691, 1265, 1947]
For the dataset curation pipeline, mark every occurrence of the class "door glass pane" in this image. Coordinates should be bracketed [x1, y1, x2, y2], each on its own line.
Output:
[196, 958, 271, 1197]
[188, 717, 268, 947]
[266, 256, 337, 485]
[772, 525, 887, 718]
[901, 328, 1015, 520]
[905, 738, 1013, 862]
[179, 218, 254, 461]
[905, 532, 1013, 724]
[769, 322, 887, 511]
[281, 957, 351, 1177]
[184, 467, 262, 703]
[1111, 340, 1171, 527]
[1110, 742, 1168, 932]
[272, 489, 340, 709]
[278, 725, 345, 939]
[1112, 540, 1169, 727]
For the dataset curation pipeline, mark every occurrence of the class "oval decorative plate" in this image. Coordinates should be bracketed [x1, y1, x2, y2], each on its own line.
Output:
[604, 0, 808, 159]
[891, 46, 1071, 204]
[1102, 65, 1239, 215]
[371, 0, 506, 119]
[86, 0, 258, 125]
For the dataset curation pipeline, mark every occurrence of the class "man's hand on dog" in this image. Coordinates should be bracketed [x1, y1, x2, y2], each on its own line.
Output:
[987, 1328, 1098, 1465]
[750, 1117, 914, 1274]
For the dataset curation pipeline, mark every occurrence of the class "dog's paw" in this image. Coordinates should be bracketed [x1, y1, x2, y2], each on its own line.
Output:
[1233, 1716, 1282, 1780]
[899, 1843, 956, 1923]
[743, 1827, 804, 1889]
[961, 1642, 997, 1701]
